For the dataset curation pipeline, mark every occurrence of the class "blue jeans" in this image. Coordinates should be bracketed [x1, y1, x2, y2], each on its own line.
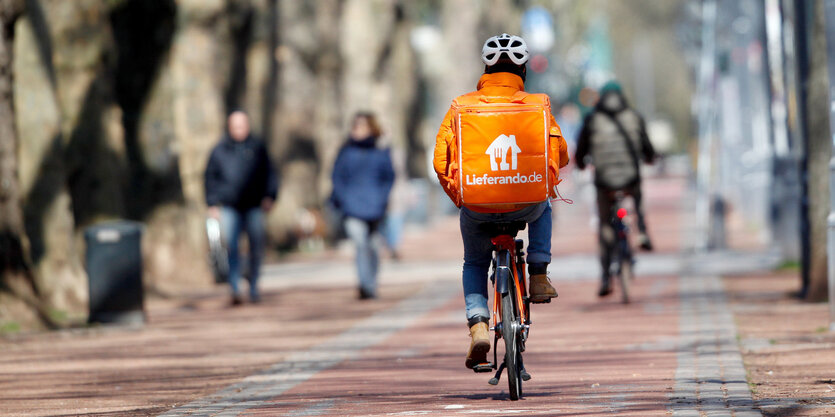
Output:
[220, 207, 265, 298]
[344, 217, 381, 295]
[459, 202, 552, 321]
[382, 213, 405, 253]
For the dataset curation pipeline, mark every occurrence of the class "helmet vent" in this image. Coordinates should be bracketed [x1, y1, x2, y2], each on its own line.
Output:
[481, 33, 529, 66]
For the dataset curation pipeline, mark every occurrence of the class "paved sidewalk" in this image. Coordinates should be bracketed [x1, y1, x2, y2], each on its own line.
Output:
[725, 271, 835, 416]
[672, 275, 761, 417]
[0, 176, 790, 416]
[160, 260, 776, 416]
[159, 281, 461, 417]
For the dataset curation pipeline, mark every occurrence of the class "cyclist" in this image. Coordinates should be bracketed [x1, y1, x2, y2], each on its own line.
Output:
[575, 81, 656, 297]
[433, 34, 569, 369]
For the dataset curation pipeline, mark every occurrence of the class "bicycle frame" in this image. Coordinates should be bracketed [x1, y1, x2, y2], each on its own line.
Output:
[470, 222, 533, 400]
[608, 193, 635, 303]
[609, 195, 633, 271]
[480, 232, 532, 399]
[490, 235, 528, 338]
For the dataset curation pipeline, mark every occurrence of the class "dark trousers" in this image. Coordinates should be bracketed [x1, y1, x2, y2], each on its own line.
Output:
[221, 207, 265, 297]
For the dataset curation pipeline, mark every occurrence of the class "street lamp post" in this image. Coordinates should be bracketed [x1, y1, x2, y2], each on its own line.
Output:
[829, 169, 835, 331]
[823, 0, 835, 331]
[695, 0, 718, 251]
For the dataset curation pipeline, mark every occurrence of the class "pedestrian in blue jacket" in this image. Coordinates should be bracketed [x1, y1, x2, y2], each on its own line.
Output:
[205, 110, 278, 305]
[331, 112, 395, 299]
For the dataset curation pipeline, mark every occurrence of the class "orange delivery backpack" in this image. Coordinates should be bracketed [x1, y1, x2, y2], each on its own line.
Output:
[451, 91, 554, 210]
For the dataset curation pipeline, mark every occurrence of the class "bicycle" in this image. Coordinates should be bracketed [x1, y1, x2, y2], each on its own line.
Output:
[206, 218, 229, 284]
[608, 192, 634, 304]
[472, 221, 545, 401]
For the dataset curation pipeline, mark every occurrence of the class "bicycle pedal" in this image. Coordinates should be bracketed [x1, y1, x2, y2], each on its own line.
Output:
[472, 363, 493, 373]
[530, 298, 552, 304]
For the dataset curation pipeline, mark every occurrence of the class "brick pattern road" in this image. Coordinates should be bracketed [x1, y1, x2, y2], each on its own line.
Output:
[672, 275, 762, 417]
[0, 176, 778, 416]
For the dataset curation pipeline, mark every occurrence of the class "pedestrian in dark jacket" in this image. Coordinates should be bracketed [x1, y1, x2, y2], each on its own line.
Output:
[205, 110, 278, 305]
[331, 112, 395, 299]
[575, 81, 656, 297]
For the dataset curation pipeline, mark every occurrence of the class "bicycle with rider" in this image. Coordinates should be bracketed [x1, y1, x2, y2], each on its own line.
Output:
[575, 81, 656, 297]
[433, 34, 570, 369]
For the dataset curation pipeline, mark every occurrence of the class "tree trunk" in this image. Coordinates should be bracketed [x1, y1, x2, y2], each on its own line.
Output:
[0, 0, 50, 327]
[805, 0, 831, 302]
[0, 1, 25, 271]
[14, 8, 84, 315]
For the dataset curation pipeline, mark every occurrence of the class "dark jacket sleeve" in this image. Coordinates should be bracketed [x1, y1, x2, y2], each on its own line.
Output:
[330, 147, 348, 208]
[574, 113, 594, 170]
[637, 116, 656, 163]
[261, 143, 279, 200]
[204, 146, 222, 206]
[379, 148, 396, 200]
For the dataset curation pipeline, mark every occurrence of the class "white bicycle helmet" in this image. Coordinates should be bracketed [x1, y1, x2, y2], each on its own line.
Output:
[481, 33, 529, 66]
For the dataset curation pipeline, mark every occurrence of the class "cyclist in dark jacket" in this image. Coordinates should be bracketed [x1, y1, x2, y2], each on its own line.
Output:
[331, 112, 395, 299]
[575, 81, 655, 297]
[205, 110, 278, 305]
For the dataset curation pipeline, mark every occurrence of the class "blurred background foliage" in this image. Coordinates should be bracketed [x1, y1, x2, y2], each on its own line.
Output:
[1, 0, 699, 327]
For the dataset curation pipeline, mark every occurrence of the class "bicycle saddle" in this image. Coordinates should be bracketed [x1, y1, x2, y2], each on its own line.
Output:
[479, 221, 526, 238]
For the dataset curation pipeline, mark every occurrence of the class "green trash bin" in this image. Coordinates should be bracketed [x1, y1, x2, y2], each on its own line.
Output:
[85, 221, 145, 324]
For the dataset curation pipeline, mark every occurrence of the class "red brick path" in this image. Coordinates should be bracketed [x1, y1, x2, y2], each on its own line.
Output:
[1, 175, 697, 416]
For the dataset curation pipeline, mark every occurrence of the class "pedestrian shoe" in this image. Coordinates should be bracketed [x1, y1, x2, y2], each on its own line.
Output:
[598, 277, 613, 297]
[231, 294, 244, 306]
[250, 293, 261, 304]
[465, 321, 491, 369]
[529, 274, 558, 303]
[638, 233, 654, 251]
[358, 288, 377, 300]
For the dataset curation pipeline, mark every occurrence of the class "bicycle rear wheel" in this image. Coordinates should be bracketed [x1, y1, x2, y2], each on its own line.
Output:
[501, 286, 522, 400]
[619, 258, 632, 304]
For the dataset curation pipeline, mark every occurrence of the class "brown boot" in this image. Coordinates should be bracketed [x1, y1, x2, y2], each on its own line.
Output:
[529, 274, 558, 303]
[465, 322, 490, 369]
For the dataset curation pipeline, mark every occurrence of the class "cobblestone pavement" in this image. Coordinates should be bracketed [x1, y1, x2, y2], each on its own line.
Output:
[672, 275, 762, 417]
